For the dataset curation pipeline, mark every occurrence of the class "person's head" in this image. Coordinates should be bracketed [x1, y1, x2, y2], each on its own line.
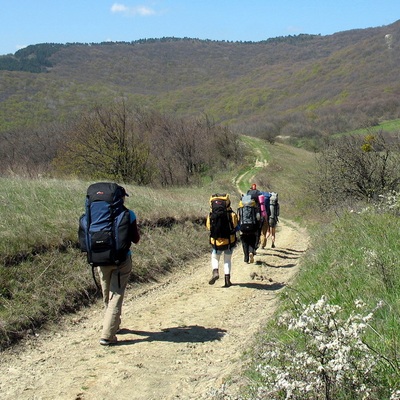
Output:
[120, 186, 129, 201]
[251, 183, 257, 190]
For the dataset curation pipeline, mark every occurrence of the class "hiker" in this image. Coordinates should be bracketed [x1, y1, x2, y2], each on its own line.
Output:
[259, 191, 271, 249]
[266, 192, 279, 248]
[260, 217, 269, 249]
[247, 183, 262, 204]
[79, 182, 140, 346]
[246, 183, 263, 250]
[237, 194, 260, 263]
[206, 193, 239, 287]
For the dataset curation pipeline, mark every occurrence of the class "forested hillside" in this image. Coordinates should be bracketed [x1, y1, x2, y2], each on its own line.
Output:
[1, 19, 399, 136]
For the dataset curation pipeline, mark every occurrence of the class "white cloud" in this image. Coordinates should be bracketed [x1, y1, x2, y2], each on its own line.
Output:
[286, 25, 303, 34]
[111, 3, 129, 13]
[111, 3, 156, 16]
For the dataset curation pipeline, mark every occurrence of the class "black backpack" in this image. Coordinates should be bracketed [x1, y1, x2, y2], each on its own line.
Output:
[78, 182, 131, 286]
[209, 194, 236, 247]
[238, 195, 259, 234]
[247, 189, 261, 204]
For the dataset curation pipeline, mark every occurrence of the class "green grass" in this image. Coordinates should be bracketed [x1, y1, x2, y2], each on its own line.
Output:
[295, 211, 399, 312]
[333, 118, 400, 138]
[242, 209, 400, 398]
[235, 136, 272, 195]
[0, 178, 84, 256]
[243, 141, 317, 225]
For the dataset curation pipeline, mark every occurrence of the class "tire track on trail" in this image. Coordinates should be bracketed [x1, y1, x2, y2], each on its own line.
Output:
[234, 136, 269, 194]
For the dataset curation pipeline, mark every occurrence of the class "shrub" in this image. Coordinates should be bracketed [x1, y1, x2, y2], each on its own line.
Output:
[254, 296, 395, 400]
[312, 131, 400, 209]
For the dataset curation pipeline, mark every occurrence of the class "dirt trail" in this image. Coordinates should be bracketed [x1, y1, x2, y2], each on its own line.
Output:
[0, 218, 308, 400]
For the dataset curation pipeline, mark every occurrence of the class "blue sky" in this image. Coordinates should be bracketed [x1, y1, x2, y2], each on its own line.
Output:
[0, 0, 399, 55]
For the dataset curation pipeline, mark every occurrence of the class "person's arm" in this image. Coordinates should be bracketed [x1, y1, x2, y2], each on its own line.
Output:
[130, 219, 140, 244]
[129, 210, 140, 243]
[206, 214, 211, 231]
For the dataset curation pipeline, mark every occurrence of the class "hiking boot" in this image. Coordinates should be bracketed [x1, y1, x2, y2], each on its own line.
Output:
[223, 274, 232, 288]
[271, 242, 275, 248]
[208, 269, 219, 285]
[249, 253, 254, 263]
[99, 336, 118, 346]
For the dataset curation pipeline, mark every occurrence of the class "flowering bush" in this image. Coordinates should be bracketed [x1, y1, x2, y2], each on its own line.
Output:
[254, 296, 395, 399]
[376, 191, 400, 215]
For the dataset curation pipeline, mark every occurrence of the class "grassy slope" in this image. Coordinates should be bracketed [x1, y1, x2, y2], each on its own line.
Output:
[240, 148, 400, 396]
[242, 209, 400, 398]
[333, 118, 400, 138]
[0, 179, 214, 348]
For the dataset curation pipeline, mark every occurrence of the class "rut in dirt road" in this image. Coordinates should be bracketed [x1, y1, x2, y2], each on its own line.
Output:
[0, 219, 308, 400]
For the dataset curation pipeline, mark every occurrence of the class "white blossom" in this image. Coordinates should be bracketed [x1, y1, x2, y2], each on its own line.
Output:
[254, 296, 383, 399]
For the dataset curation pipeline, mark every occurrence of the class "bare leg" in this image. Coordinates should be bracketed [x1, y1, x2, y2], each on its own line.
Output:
[260, 219, 269, 249]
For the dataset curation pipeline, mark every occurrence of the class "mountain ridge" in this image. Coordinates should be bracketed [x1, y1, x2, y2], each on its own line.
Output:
[1, 19, 400, 135]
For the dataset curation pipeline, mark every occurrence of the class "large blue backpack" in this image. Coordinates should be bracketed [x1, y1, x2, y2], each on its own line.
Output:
[78, 182, 131, 268]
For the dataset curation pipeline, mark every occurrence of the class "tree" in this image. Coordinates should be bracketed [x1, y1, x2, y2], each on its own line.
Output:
[53, 101, 156, 184]
[53, 101, 242, 186]
[0, 123, 65, 177]
[150, 113, 242, 186]
[313, 131, 400, 208]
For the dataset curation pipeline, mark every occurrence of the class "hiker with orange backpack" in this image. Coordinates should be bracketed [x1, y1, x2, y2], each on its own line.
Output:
[206, 193, 239, 287]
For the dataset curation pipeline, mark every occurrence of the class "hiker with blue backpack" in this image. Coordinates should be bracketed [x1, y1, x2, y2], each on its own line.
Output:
[79, 182, 140, 346]
[206, 193, 239, 288]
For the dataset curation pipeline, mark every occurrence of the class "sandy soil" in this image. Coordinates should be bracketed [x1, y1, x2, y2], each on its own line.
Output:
[0, 218, 308, 400]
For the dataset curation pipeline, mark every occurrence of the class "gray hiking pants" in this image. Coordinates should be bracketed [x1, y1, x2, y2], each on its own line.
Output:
[98, 256, 132, 340]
